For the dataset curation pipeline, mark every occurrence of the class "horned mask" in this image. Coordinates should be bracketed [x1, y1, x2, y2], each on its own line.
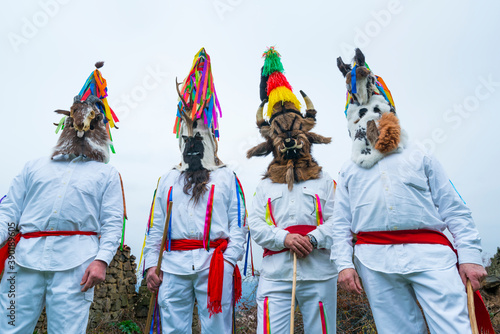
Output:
[52, 62, 118, 163]
[337, 48, 407, 168]
[247, 47, 331, 190]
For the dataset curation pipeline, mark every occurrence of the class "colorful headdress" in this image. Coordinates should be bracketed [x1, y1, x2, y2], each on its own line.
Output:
[260, 47, 301, 119]
[77, 62, 119, 153]
[173, 48, 222, 139]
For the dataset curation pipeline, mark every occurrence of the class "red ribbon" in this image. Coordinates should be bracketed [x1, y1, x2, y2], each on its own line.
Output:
[169, 239, 241, 316]
[0, 231, 98, 274]
[356, 229, 495, 333]
[263, 225, 317, 257]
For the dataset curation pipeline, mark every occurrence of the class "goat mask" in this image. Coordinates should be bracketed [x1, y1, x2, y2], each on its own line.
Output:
[52, 62, 118, 163]
[247, 47, 331, 190]
[337, 48, 407, 168]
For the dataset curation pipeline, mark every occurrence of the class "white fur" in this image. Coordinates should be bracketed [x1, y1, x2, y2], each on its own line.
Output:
[347, 95, 407, 168]
[175, 120, 224, 171]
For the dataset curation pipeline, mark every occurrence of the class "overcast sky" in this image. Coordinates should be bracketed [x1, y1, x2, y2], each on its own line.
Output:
[1, 0, 499, 270]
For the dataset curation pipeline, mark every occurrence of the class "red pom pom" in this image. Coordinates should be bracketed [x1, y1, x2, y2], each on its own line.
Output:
[267, 72, 293, 95]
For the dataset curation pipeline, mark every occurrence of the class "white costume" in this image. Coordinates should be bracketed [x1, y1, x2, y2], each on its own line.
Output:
[250, 172, 338, 334]
[143, 167, 246, 334]
[0, 155, 123, 333]
[331, 144, 482, 333]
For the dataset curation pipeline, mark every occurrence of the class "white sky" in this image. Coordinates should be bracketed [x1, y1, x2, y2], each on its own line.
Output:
[1, 0, 499, 269]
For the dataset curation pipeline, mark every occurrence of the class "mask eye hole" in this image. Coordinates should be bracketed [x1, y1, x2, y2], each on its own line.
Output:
[359, 108, 368, 118]
[182, 135, 188, 142]
[374, 106, 381, 114]
[195, 133, 203, 140]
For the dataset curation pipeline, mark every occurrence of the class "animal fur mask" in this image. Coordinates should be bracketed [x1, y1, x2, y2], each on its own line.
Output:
[247, 92, 331, 190]
[52, 95, 111, 163]
[337, 48, 407, 168]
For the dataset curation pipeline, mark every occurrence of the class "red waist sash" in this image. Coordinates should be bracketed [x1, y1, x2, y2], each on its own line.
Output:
[0, 231, 98, 273]
[263, 225, 317, 257]
[169, 239, 242, 316]
[356, 229, 494, 333]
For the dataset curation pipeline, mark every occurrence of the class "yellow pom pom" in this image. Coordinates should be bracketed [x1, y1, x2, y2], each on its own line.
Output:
[266, 87, 302, 118]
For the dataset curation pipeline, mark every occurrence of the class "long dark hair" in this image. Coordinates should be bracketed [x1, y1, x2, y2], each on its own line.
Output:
[182, 169, 210, 204]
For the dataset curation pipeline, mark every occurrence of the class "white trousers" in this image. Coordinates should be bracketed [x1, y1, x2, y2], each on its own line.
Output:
[0, 257, 94, 334]
[256, 276, 338, 334]
[355, 258, 472, 334]
[157, 261, 234, 334]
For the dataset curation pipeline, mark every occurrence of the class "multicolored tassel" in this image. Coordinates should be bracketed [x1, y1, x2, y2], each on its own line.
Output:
[173, 48, 222, 139]
[234, 173, 247, 227]
[138, 177, 161, 276]
[265, 198, 277, 227]
[78, 63, 118, 152]
[315, 194, 323, 226]
[263, 296, 271, 334]
[203, 184, 216, 250]
[319, 301, 328, 334]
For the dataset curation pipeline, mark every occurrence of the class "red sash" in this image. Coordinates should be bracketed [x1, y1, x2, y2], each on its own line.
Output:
[0, 231, 98, 273]
[263, 225, 317, 257]
[356, 229, 494, 333]
[169, 239, 242, 316]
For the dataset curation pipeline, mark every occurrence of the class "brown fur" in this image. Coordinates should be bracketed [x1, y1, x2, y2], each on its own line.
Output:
[366, 120, 380, 147]
[52, 98, 110, 162]
[374, 112, 400, 153]
[247, 101, 329, 188]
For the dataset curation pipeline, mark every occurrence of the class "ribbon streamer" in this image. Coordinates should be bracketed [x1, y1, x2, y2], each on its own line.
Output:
[203, 185, 216, 250]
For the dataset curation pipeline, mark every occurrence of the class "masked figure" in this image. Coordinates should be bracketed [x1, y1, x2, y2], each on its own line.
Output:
[332, 48, 491, 334]
[248, 47, 338, 334]
[0, 62, 124, 334]
[142, 48, 247, 334]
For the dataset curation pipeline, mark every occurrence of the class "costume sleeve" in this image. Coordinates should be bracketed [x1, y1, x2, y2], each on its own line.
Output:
[0, 163, 28, 244]
[309, 178, 335, 249]
[94, 168, 125, 266]
[222, 173, 246, 265]
[143, 177, 167, 271]
[248, 183, 288, 251]
[425, 155, 483, 265]
[330, 170, 355, 272]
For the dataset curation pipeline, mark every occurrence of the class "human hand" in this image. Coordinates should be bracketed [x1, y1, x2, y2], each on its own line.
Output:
[459, 263, 487, 291]
[284, 233, 313, 258]
[146, 266, 163, 293]
[80, 260, 107, 292]
[338, 268, 363, 294]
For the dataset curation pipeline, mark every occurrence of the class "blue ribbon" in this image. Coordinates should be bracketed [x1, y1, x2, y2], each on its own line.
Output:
[167, 191, 173, 251]
[235, 176, 241, 228]
[449, 180, 466, 204]
[243, 231, 251, 276]
[351, 65, 357, 94]
[0, 195, 6, 204]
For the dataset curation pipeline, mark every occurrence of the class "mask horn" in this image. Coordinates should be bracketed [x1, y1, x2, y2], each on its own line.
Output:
[176, 77, 194, 137]
[300, 90, 314, 110]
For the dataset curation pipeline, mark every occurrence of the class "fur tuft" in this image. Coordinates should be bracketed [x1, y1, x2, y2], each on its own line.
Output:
[286, 160, 294, 191]
[95, 61, 104, 69]
[375, 112, 400, 153]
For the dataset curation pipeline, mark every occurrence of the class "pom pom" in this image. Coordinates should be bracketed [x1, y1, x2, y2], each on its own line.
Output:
[267, 86, 301, 118]
[95, 61, 104, 69]
[262, 47, 284, 76]
[266, 72, 293, 95]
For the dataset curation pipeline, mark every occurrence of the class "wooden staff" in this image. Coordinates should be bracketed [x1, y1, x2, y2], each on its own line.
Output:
[466, 279, 479, 334]
[290, 253, 297, 334]
[145, 202, 173, 333]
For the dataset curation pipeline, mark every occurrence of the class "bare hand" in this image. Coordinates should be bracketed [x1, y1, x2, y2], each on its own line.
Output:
[147, 266, 163, 293]
[459, 263, 487, 291]
[284, 233, 313, 258]
[80, 260, 107, 292]
[338, 268, 363, 294]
